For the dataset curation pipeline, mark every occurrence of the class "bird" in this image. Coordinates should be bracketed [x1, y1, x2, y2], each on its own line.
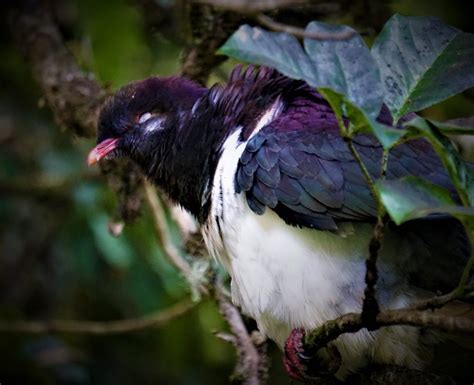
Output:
[88, 65, 473, 381]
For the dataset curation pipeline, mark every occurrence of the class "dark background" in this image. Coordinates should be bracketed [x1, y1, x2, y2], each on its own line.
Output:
[0, 0, 473, 384]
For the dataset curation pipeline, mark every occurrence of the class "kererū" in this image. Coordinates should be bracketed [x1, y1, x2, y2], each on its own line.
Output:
[88, 65, 473, 381]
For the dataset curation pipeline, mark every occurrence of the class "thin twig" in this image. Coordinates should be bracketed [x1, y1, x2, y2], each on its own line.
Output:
[360, 148, 391, 327]
[193, 0, 306, 13]
[361, 215, 386, 328]
[214, 330, 238, 344]
[216, 287, 267, 385]
[380, 149, 389, 178]
[454, 247, 474, 297]
[143, 181, 190, 273]
[343, 137, 385, 328]
[0, 299, 195, 335]
[143, 181, 208, 295]
[408, 282, 474, 311]
[255, 14, 357, 41]
[343, 138, 378, 201]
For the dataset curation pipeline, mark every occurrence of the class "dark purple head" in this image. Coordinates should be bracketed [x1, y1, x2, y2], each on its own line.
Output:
[88, 76, 206, 167]
[88, 75, 213, 219]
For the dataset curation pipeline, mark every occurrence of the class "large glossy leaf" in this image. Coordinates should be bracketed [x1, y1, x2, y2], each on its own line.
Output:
[304, 22, 383, 117]
[220, 23, 383, 117]
[219, 25, 317, 84]
[376, 176, 474, 225]
[403, 116, 474, 206]
[372, 14, 474, 122]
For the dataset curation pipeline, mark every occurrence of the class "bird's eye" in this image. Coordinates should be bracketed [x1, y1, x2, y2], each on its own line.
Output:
[138, 112, 153, 124]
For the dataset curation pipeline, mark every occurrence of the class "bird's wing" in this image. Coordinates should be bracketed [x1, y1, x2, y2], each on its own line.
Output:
[236, 107, 453, 231]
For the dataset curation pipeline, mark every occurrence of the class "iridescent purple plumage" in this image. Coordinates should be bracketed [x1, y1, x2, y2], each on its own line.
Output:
[90, 65, 472, 381]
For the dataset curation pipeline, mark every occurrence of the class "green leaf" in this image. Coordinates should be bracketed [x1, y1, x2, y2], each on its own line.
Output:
[372, 14, 474, 122]
[403, 116, 474, 206]
[304, 22, 383, 117]
[318, 88, 404, 149]
[428, 117, 474, 135]
[220, 23, 383, 117]
[219, 25, 317, 84]
[376, 176, 474, 225]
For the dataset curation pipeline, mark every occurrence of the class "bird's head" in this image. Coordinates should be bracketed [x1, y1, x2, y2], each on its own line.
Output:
[87, 76, 206, 169]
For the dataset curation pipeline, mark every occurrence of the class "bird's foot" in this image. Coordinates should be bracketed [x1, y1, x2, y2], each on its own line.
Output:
[283, 328, 341, 383]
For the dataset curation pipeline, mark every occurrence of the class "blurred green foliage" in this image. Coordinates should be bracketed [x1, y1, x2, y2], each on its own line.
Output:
[0, 0, 473, 384]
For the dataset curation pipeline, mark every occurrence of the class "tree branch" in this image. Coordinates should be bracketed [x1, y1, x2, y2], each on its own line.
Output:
[193, 0, 306, 13]
[303, 282, 474, 377]
[350, 364, 460, 385]
[9, 1, 105, 138]
[143, 181, 208, 295]
[408, 282, 474, 311]
[0, 299, 195, 334]
[304, 308, 474, 360]
[216, 288, 268, 385]
[9, 1, 146, 224]
[180, 4, 243, 85]
[255, 13, 357, 41]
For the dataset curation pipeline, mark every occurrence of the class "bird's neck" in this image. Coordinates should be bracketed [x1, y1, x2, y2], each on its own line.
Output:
[153, 109, 231, 223]
[142, 97, 232, 223]
[146, 68, 306, 222]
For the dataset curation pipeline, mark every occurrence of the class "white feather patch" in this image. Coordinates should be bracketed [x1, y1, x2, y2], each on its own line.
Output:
[250, 98, 284, 139]
[201, 104, 427, 378]
[143, 117, 165, 134]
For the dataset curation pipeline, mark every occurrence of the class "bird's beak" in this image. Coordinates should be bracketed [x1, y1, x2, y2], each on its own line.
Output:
[87, 138, 120, 166]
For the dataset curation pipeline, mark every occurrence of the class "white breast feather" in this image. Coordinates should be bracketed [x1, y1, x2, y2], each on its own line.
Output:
[201, 105, 427, 378]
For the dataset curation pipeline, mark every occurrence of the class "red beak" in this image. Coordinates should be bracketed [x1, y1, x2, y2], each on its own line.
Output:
[87, 138, 120, 166]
